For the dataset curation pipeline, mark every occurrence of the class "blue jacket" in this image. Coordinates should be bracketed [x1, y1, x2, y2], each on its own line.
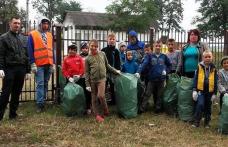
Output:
[127, 30, 145, 50]
[138, 53, 172, 81]
[121, 59, 139, 74]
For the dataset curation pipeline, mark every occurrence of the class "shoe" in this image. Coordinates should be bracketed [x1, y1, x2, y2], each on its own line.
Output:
[9, 113, 18, 120]
[96, 115, 104, 122]
[86, 109, 92, 115]
[204, 121, 210, 128]
[36, 106, 44, 113]
[192, 122, 200, 128]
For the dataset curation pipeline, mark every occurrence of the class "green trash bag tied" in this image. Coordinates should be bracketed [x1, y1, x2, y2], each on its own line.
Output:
[114, 73, 138, 119]
[62, 82, 86, 116]
[177, 76, 194, 121]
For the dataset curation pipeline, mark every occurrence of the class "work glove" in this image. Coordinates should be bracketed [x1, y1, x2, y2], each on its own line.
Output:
[31, 63, 37, 73]
[0, 70, 5, 78]
[50, 64, 55, 73]
[224, 93, 228, 97]
[73, 75, 80, 82]
[211, 94, 217, 102]
[135, 73, 140, 78]
[68, 77, 74, 83]
[162, 70, 166, 76]
[25, 73, 31, 80]
[86, 87, 91, 92]
[192, 91, 198, 101]
[116, 70, 121, 75]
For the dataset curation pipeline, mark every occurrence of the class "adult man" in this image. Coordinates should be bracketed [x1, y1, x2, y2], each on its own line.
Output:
[28, 18, 55, 112]
[0, 16, 31, 121]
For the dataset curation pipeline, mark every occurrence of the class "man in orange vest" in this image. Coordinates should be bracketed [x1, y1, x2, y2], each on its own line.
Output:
[28, 18, 55, 113]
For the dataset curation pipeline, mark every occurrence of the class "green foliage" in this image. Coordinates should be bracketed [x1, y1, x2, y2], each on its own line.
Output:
[0, 0, 24, 22]
[105, 0, 159, 31]
[194, 0, 228, 36]
[56, 1, 82, 23]
[32, 0, 81, 23]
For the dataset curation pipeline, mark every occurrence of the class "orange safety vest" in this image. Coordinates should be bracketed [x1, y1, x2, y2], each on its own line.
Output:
[30, 30, 53, 66]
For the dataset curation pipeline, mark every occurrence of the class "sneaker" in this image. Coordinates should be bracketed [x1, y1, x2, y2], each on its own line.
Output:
[96, 115, 104, 122]
[192, 122, 200, 128]
[86, 109, 92, 115]
[204, 124, 210, 129]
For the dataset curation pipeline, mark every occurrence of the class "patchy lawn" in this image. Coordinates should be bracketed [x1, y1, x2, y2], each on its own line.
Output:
[0, 102, 227, 147]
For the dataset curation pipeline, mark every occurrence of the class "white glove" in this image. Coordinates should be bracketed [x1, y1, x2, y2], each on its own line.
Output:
[25, 73, 31, 80]
[68, 77, 74, 83]
[224, 93, 228, 97]
[73, 75, 80, 82]
[135, 73, 140, 78]
[50, 64, 55, 73]
[31, 63, 37, 73]
[211, 94, 217, 102]
[162, 70, 166, 76]
[0, 70, 5, 78]
[86, 87, 91, 92]
[192, 91, 198, 101]
[116, 70, 121, 75]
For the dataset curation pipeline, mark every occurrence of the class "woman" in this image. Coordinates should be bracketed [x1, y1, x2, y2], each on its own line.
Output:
[177, 29, 208, 78]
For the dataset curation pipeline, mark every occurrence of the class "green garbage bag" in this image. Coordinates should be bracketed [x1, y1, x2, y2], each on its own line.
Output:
[163, 73, 180, 115]
[62, 82, 86, 116]
[58, 65, 66, 98]
[114, 73, 138, 118]
[218, 94, 228, 134]
[177, 76, 194, 121]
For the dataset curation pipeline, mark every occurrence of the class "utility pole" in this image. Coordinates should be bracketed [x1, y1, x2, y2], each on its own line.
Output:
[26, 0, 29, 33]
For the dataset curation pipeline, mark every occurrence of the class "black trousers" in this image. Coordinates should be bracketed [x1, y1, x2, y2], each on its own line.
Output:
[0, 66, 26, 120]
[76, 78, 91, 109]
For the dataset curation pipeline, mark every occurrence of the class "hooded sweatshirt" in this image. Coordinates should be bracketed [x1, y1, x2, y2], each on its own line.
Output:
[121, 57, 138, 74]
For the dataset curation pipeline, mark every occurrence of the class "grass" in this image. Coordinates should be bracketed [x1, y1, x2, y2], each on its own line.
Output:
[0, 102, 228, 147]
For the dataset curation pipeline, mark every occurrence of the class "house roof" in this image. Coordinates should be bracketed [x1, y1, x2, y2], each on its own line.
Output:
[63, 11, 113, 28]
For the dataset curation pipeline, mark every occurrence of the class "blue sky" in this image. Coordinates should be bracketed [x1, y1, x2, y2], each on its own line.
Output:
[18, 0, 200, 30]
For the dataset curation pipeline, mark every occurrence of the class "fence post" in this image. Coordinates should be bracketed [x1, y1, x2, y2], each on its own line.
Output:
[55, 25, 62, 104]
[149, 27, 154, 49]
[224, 30, 228, 56]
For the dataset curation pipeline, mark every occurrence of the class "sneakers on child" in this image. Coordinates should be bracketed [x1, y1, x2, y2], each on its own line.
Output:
[192, 122, 200, 128]
[96, 115, 104, 122]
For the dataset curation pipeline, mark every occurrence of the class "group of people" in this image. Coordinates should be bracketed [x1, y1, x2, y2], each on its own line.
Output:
[0, 16, 227, 131]
[0, 16, 55, 121]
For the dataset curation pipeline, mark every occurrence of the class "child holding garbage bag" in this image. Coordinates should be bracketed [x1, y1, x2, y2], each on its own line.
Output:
[85, 39, 121, 122]
[218, 56, 228, 112]
[192, 50, 218, 128]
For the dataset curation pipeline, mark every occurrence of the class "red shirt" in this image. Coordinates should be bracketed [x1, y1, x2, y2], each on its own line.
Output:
[62, 54, 84, 78]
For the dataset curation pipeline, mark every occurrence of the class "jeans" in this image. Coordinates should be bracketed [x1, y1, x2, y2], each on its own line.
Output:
[193, 92, 212, 123]
[0, 66, 26, 120]
[35, 65, 52, 107]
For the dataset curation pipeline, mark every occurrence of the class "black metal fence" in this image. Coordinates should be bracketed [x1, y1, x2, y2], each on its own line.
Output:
[0, 23, 227, 102]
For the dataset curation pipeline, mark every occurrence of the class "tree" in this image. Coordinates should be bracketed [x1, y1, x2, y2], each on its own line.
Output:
[0, 0, 26, 33]
[105, 0, 159, 31]
[56, 1, 82, 23]
[32, 0, 81, 23]
[193, 0, 228, 55]
[155, 0, 183, 36]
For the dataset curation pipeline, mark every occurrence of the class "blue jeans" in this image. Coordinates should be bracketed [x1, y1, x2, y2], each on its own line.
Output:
[35, 65, 52, 107]
[193, 92, 212, 123]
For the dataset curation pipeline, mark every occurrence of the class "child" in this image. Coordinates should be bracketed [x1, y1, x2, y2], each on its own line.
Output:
[140, 44, 152, 86]
[62, 44, 84, 83]
[101, 33, 121, 105]
[192, 50, 217, 128]
[79, 42, 92, 114]
[118, 41, 126, 65]
[218, 56, 228, 112]
[85, 39, 120, 122]
[136, 40, 171, 113]
[166, 39, 180, 73]
[121, 50, 139, 74]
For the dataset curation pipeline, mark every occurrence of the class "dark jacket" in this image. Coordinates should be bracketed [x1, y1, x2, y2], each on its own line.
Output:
[101, 45, 121, 70]
[138, 53, 171, 81]
[0, 31, 30, 72]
